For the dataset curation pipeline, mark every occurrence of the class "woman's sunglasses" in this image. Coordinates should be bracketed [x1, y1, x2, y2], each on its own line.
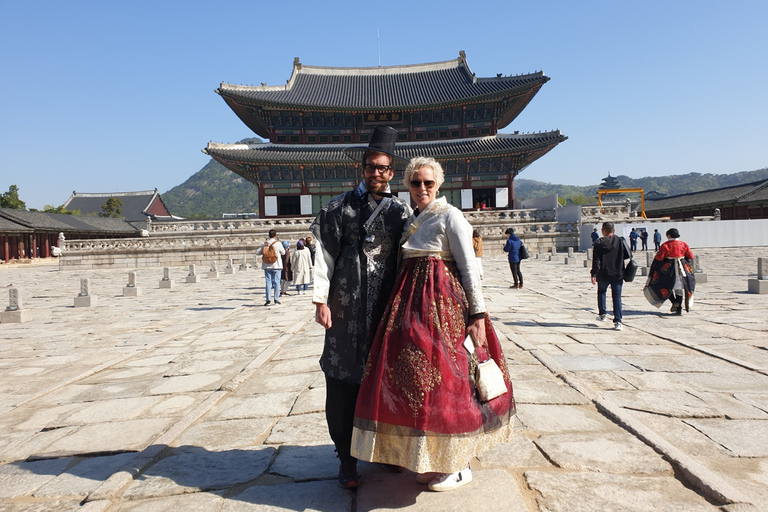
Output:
[409, 180, 436, 189]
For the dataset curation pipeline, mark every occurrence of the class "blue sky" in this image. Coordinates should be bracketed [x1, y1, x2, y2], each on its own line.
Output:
[1, 0, 766, 210]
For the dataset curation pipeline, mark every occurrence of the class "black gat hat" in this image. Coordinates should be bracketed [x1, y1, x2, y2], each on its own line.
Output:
[343, 126, 409, 170]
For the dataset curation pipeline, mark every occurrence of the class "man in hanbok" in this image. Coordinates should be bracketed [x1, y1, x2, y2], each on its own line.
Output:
[310, 126, 411, 489]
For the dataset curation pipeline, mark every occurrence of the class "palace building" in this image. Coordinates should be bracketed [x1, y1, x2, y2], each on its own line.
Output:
[204, 52, 566, 218]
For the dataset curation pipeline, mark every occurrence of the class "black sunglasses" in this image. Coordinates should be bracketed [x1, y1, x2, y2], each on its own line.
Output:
[409, 180, 436, 189]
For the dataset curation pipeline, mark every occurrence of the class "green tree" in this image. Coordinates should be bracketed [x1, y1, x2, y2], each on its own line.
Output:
[100, 197, 123, 218]
[44, 204, 80, 215]
[0, 184, 27, 210]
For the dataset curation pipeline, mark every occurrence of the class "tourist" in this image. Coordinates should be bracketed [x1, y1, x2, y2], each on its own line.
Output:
[310, 126, 411, 489]
[640, 229, 649, 251]
[643, 228, 695, 315]
[591, 222, 626, 331]
[351, 156, 515, 492]
[503, 228, 524, 288]
[591, 227, 599, 243]
[653, 229, 662, 251]
[280, 241, 293, 296]
[472, 228, 484, 279]
[255, 229, 285, 306]
[290, 239, 313, 295]
[629, 228, 639, 252]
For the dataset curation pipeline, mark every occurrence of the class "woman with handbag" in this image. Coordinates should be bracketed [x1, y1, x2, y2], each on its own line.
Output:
[643, 228, 695, 315]
[503, 228, 524, 288]
[351, 157, 515, 492]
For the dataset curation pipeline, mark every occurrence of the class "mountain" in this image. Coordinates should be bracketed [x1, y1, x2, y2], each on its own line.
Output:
[162, 161, 768, 218]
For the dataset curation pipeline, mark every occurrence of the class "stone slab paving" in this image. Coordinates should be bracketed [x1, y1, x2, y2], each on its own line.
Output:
[0, 248, 766, 511]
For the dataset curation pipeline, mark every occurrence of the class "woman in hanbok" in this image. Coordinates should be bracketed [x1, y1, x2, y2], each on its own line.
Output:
[290, 239, 313, 295]
[644, 228, 695, 315]
[351, 157, 515, 492]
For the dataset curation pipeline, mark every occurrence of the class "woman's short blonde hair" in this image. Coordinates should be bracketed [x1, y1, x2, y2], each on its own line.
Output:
[403, 157, 445, 189]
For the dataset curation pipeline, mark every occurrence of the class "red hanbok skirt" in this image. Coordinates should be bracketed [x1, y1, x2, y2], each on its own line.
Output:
[351, 256, 515, 473]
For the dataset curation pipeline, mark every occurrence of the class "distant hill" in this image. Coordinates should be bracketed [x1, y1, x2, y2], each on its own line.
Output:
[515, 168, 768, 202]
[162, 158, 768, 218]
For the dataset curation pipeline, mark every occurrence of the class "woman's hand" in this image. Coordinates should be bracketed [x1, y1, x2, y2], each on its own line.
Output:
[466, 316, 487, 349]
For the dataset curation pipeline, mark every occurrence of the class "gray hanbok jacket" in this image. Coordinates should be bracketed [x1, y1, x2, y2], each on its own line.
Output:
[311, 183, 410, 383]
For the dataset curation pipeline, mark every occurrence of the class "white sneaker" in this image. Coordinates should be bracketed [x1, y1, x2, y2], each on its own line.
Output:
[596, 314, 607, 322]
[428, 467, 472, 492]
[614, 322, 623, 331]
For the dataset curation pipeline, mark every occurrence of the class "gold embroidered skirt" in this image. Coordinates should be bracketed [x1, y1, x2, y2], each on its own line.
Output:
[351, 256, 515, 473]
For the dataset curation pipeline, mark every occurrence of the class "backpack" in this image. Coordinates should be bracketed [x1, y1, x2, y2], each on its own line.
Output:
[262, 241, 278, 264]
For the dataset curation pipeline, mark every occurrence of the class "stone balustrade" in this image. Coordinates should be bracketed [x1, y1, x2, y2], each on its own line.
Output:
[59, 208, 584, 269]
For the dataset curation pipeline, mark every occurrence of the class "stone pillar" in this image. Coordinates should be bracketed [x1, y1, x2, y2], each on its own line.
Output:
[693, 255, 708, 284]
[568, 247, 574, 257]
[74, 278, 97, 307]
[224, 258, 236, 275]
[208, 261, 220, 279]
[186, 264, 200, 283]
[123, 271, 142, 297]
[239, 258, 249, 271]
[748, 258, 768, 294]
[160, 267, 174, 288]
[1, 287, 30, 323]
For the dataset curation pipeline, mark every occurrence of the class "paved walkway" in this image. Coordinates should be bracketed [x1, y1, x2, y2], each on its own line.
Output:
[0, 247, 766, 511]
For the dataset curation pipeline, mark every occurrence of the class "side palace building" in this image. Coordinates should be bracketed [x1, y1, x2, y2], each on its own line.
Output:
[204, 52, 566, 218]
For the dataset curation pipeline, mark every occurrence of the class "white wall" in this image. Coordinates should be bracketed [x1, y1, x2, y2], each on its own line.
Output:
[518, 194, 559, 210]
[580, 218, 768, 251]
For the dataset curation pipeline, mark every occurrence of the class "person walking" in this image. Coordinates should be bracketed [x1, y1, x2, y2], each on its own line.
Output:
[351, 156, 514, 492]
[591, 222, 626, 331]
[503, 228, 524, 288]
[591, 227, 600, 243]
[644, 228, 696, 315]
[653, 229, 662, 251]
[310, 126, 411, 489]
[255, 229, 285, 306]
[290, 239, 313, 295]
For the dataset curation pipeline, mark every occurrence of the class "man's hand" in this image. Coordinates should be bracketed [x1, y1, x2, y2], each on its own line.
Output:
[591, 276, 597, 285]
[466, 316, 487, 349]
[315, 303, 332, 329]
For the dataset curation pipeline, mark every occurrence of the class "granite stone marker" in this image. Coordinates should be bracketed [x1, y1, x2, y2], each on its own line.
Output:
[123, 271, 142, 297]
[748, 257, 768, 294]
[74, 278, 97, 307]
[1, 287, 30, 323]
[239, 258, 248, 271]
[209, 261, 220, 279]
[160, 267, 174, 289]
[186, 264, 200, 284]
[693, 255, 708, 283]
[224, 258, 236, 275]
[568, 247, 574, 257]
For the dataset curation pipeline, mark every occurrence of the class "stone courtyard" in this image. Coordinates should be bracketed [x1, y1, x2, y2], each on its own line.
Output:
[0, 247, 767, 511]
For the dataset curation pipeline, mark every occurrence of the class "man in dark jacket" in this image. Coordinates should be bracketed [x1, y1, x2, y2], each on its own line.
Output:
[591, 222, 626, 331]
[503, 228, 524, 288]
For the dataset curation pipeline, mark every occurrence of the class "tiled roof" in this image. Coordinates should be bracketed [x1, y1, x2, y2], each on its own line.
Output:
[204, 131, 567, 166]
[0, 208, 138, 234]
[217, 53, 548, 110]
[62, 190, 162, 222]
[645, 179, 768, 211]
[0, 214, 33, 233]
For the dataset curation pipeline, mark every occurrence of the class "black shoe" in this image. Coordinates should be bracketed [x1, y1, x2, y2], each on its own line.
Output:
[338, 458, 360, 489]
[274, 300, 282, 305]
[264, 301, 271, 306]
